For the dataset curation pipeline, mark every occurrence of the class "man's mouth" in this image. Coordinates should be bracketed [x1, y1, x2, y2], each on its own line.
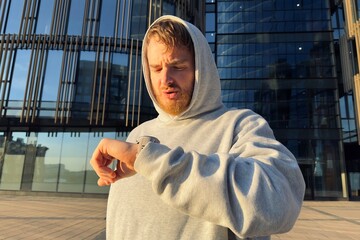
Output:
[163, 89, 179, 99]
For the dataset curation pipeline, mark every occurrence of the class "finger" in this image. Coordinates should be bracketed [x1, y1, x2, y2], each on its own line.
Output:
[97, 166, 116, 176]
[97, 169, 116, 181]
[97, 178, 111, 186]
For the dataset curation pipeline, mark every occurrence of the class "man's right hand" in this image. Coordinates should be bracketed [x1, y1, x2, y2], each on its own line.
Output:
[89, 138, 138, 186]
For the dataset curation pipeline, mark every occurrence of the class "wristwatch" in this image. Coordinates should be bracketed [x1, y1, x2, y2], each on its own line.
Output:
[136, 136, 160, 155]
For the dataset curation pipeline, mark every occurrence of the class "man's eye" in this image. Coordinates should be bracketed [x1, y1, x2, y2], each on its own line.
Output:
[174, 66, 185, 70]
[152, 68, 162, 72]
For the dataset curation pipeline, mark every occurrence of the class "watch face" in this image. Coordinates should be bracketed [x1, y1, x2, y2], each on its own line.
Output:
[137, 136, 160, 144]
[136, 136, 160, 153]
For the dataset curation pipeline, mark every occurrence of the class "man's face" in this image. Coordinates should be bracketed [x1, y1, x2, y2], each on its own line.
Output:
[147, 38, 195, 116]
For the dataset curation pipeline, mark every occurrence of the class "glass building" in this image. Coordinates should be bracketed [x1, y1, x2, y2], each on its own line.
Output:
[1, 0, 359, 201]
[205, 0, 354, 200]
[339, 0, 360, 200]
[0, 0, 204, 195]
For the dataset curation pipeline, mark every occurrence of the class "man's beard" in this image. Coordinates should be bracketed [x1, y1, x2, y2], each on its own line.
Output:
[155, 85, 192, 116]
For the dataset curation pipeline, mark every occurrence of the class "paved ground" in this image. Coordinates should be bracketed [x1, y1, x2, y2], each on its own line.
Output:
[0, 195, 359, 239]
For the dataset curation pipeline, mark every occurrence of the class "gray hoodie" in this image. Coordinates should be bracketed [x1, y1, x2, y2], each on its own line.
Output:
[106, 15, 305, 240]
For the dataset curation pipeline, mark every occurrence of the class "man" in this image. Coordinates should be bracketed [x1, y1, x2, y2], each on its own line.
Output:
[90, 15, 305, 240]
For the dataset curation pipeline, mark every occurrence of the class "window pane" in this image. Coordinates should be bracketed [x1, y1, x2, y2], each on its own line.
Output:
[313, 140, 343, 198]
[4, 0, 24, 33]
[99, 0, 116, 36]
[130, 0, 148, 39]
[348, 95, 355, 118]
[32, 133, 62, 192]
[35, 0, 55, 34]
[108, 53, 128, 120]
[9, 50, 31, 100]
[67, 0, 85, 35]
[58, 133, 88, 192]
[206, 13, 215, 32]
[39, 51, 62, 117]
[163, 1, 175, 15]
[7, 50, 31, 117]
[42, 51, 62, 101]
[0, 133, 27, 190]
[116, 0, 132, 38]
[73, 51, 96, 118]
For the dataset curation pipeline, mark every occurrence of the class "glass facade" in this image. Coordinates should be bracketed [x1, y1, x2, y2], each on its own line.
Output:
[339, 0, 360, 200]
[0, 131, 124, 193]
[0, 0, 203, 195]
[1, 0, 357, 200]
[206, 0, 347, 200]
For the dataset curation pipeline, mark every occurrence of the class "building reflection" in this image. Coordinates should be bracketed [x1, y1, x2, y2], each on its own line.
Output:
[0, 132, 120, 194]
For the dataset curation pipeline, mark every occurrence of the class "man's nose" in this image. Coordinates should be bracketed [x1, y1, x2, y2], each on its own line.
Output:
[160, 68, 174, 85]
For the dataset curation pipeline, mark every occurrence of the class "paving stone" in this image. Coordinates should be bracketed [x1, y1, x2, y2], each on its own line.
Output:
[0, 196, 359, 239]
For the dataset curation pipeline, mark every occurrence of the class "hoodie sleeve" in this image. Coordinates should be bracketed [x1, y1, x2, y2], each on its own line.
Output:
[134, 113, 305, 238]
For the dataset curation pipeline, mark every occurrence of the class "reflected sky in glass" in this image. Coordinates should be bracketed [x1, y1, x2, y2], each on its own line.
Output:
[4, 0, 24, 33]
[35, 0, 55, 34]
[42, 51, 62, 101]
[9, 50, 31, 100]
[99, 0, 117, 36]
[67, 0, 85, 35]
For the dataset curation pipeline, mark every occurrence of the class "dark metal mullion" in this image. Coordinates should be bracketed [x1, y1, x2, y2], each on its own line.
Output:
[64, 48, 76, 123]
[0, 35, 9, 91]
[125, 39, 133, 126]
[95, 37, 104, 125]
[17, 0, 28, 45]
[20, 36, 36, 123]
[0, 33, 5, 62]
[49, 0, 58, 39]
[58, 1, 67, 50]
[59, 0, 70, 36]
[61, 37, 73, 124]
[159, 0, 163, 16]
[82, 0, 90, 39]
[131, 39, 139, 127]
[102, 38, 112, 125]
[31, 36, 47, 123]
[113, 0, 121, 50]
[88, 0, 95, 37]
[137, 43, 143, 126]
[89, 37, 101, 124]
[54, 0, 64, 40]
[154, 0, 157, 19]
[0, 0, 8, 33]
[21, 0, 32, 46]
[148, 0, 152, 26]
[66, 37, 79, 124]
[119, 0, 126, 51]
[64, 50, 74, 124]
[28, 0, 38, 35]
[93, 0, 101, 38]
[25, 36, 41, 123]
[124, 0, 131, 50]
[0, 34, 10, 116]
[55, 42, 68, 123]
[96, 36, 106, 125]
[2, 44, 15, 118]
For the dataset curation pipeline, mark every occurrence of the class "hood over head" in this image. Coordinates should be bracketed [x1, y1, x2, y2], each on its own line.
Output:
[142, 15, 224, 122]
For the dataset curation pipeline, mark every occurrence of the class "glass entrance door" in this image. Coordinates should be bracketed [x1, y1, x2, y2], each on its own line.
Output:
[300, 163, 315, 200]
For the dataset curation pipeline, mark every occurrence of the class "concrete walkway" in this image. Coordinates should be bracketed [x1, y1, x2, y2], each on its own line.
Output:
[0, 195, 359, 239]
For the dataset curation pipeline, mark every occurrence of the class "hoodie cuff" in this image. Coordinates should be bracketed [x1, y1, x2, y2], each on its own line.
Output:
[134, 142, 170, 179]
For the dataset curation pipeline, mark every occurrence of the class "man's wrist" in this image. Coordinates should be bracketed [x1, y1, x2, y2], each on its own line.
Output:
[136, 136, 160, 156]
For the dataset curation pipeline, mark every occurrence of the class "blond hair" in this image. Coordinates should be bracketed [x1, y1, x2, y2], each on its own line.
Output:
[145, 19, 194, 54]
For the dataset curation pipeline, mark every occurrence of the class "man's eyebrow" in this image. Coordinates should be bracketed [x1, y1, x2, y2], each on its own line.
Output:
[149, 58, 187, 67]
[168, 59, 187, 65]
